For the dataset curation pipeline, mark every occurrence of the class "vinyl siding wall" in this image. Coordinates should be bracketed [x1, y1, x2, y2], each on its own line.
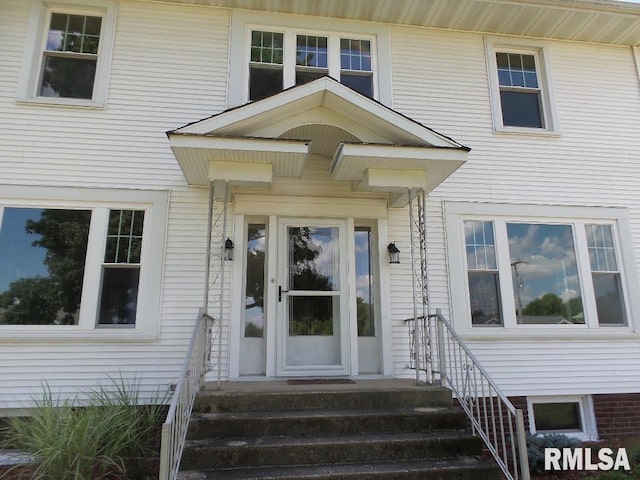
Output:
[389, 25, 640, 396]
[0, 0, 230, 409]
[1, 0, 640, 409]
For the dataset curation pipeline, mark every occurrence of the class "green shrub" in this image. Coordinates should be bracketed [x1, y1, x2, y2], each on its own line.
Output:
[0, 377, 168, 480]
[527, 433, 582, 474]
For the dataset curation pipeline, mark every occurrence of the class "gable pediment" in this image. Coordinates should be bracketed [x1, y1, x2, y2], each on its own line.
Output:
[167, 77, 469, 205]
[170, 77, 467, 149]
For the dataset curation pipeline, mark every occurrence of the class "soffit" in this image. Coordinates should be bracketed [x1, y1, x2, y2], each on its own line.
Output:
[147, 0, 640, 46]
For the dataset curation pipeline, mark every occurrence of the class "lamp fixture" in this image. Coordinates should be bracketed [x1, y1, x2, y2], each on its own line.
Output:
[387, 242, 400, 264]
[224, 238, 234, 261]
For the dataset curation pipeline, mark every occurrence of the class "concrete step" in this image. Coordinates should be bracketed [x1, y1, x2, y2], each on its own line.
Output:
[180, 431, 483, 470]
[187, 406, 469, 440]
[193, 386, 453, 414]
[177, 457, 502, 480]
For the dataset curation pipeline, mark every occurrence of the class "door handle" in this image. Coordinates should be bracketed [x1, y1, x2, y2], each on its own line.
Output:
[278, 286, 289, 302]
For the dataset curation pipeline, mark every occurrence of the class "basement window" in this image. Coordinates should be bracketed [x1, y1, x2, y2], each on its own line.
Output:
[528, 396, 597, 441]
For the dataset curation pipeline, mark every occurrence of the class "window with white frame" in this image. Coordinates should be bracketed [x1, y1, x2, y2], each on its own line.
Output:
[18, 0, 116, 106]
[248, 28, 374, 101]
[229, 11, 391, 107]
[528, 396, 597, 441]
[486, 38, 558, 133]
[98, 209, 145, 326]
[447, 203, 635, 332]
[0, 187, 166, 339]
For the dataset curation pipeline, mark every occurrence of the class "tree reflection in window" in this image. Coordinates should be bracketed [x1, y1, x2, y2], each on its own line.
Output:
[288, 227, 338, 336]
[244, 224, 266, 337]
[0, 208, 91, 325]
[507, 223, 584, 324]
[355, 227, 375, 336]
[288, 227, 337, 291]
[39, 14, 102, 99]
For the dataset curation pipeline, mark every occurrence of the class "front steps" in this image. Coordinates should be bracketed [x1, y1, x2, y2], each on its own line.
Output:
[177, 380, 501, 480]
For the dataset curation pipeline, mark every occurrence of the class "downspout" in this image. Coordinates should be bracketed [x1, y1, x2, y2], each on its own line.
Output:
[633, 46, 640, 91]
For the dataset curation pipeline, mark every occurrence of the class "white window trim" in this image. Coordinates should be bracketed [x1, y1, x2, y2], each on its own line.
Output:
[485, 36, 560, 135]
[17, 0, 117, 108]
[228, 10, 392, 108]
[527, 395, 598, 441]
[0, 185, 168, 342]
[445, 201, 640, 339]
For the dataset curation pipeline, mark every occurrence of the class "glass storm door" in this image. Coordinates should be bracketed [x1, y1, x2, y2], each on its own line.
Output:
[277, 219, 349, 376]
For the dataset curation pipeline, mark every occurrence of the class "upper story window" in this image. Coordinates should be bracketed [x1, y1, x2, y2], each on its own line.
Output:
[248, 28, 375, 101]
[249, 31, 284, 101]
[446, 203, 638, 335]
[485, 38, 559, 134]
[40, 13, 102, 99]
[496, 52, 542, 128]
[17, 0, 116, 107]
[228, 11, 392, 107]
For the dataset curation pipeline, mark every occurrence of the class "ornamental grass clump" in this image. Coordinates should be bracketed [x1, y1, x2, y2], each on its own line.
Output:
[0, 377, 168, 480]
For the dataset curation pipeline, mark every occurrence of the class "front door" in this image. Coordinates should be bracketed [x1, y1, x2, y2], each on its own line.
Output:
[276, 218, 350, 376]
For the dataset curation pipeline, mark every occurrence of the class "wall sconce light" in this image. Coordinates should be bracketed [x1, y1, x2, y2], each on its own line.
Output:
[224, 238, 234, 261]
[387, 242, 400, 264]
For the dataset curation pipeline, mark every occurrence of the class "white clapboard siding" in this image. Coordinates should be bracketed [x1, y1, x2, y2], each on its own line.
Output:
[389, 25, 640, 396]
[1, 0, 640, 410]
[0, 0, 231, 409]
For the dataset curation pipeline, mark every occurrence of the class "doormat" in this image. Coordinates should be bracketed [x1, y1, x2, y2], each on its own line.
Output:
[287, 378, 356, 385]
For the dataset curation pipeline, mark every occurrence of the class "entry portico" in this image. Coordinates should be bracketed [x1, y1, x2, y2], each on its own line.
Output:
[167, 77, 469, 379]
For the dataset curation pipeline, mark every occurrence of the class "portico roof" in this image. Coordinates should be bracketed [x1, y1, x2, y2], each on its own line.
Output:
[167, 77, 469, 206]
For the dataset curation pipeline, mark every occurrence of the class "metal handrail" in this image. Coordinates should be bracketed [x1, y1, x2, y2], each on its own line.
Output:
[158, 310, 211, 480]
[406, 309, 530, 480]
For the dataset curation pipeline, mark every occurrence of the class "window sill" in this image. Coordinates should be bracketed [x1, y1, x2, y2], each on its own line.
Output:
[16, 97, 105, 109]
[0, 328, 158, 343]
[533, 431, 595, 442]
[493, 125, 561, 137]
[459, 326, 637, 342]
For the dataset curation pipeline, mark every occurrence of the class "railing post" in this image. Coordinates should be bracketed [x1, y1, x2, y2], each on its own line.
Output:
[515, 409, 531, 480]
[436, 309, 446, 387]
[158, 423, 171, 480]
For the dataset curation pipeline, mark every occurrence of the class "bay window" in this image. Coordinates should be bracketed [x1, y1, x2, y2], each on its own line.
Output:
[447, 203, 635, 332]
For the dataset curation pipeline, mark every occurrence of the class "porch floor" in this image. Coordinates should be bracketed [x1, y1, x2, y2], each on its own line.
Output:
[200, 378, 435, 394]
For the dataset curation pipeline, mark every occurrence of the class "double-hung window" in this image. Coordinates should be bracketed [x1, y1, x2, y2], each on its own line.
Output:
[486, 38, 559, 133]
[447, 203, 635, 333]
[18, 0, 116, 107]
[0, 187, 166, 339]
[229, 11, 391, 106]
[39, 13, 102, 100]
[496, 52, 543, 128]
[248, 28, 375, 101]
